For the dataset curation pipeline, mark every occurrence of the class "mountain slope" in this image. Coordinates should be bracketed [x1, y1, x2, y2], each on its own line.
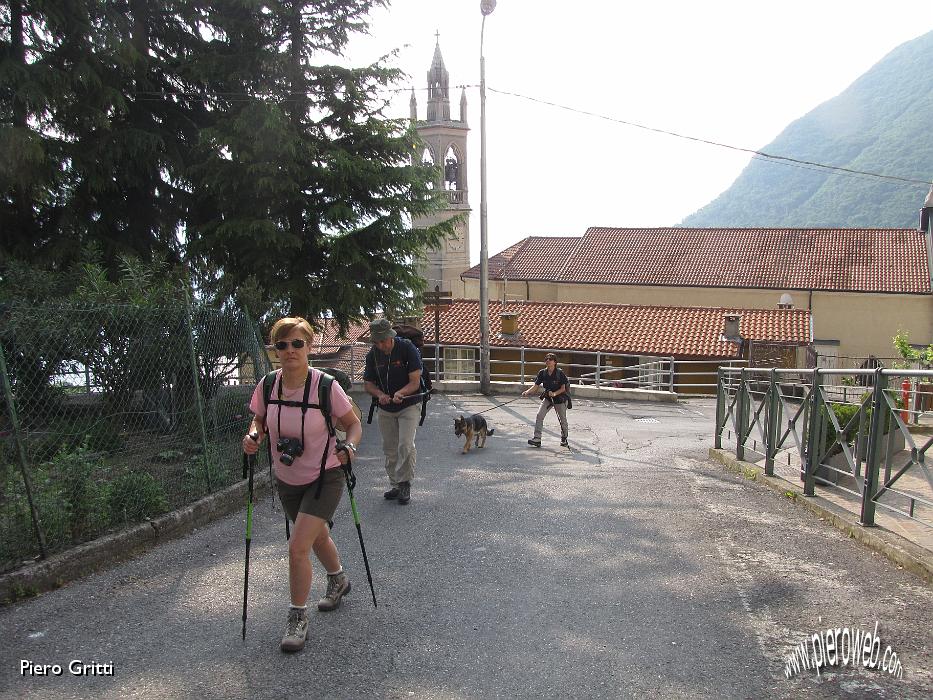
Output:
[683, 31, 933, 229]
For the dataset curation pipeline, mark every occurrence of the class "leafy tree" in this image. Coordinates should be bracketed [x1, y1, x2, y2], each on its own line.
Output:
[892, 330, 933, 369]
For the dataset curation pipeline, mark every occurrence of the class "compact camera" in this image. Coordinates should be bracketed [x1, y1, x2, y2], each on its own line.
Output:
[276, 437, 304, 466]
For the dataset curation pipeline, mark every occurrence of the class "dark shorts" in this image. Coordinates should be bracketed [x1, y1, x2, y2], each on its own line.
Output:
[276, 468, 345, 523]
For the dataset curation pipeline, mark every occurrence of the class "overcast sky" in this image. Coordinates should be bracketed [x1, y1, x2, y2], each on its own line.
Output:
[345, 1, 932, 264]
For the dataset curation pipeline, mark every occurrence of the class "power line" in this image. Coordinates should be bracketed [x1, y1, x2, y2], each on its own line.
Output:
[123, 81, 932, 188]
[486, 86, 931, 187]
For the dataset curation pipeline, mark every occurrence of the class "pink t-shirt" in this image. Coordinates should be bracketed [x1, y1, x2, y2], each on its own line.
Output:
[249, 368, 353, 486]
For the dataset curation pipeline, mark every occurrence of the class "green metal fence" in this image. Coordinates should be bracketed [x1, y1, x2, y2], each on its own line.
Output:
[715, 367, 933, 529]
[0, 300, 271, 574]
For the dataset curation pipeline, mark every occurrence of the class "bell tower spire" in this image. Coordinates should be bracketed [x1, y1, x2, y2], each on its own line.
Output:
[426, 33, 451, 122]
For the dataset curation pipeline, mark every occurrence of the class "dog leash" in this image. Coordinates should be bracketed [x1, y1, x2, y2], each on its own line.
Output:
[471, 395, 527, 416]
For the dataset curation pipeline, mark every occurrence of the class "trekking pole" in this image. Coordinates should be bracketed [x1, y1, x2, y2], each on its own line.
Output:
[336, 441, 378, 608]
[241, 433, 258, 640]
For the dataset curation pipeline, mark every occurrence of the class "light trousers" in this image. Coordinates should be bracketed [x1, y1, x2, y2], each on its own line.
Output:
[377, 402, 420, 485]
[534, 400, 568, 440]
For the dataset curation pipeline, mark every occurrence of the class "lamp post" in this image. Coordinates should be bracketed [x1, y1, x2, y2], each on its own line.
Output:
[479, 0, 496, 394]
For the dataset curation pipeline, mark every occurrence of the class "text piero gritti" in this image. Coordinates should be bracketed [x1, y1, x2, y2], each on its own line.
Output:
[20, 660, 114, 676]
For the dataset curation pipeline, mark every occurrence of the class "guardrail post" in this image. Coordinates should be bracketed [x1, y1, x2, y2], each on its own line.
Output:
[860, 369, 887, 526]
[803, 369, 823, 496]
[765, 368, 780, 476]
[595, 351, 601, 387]
[736, 368, 748, 461]
[520, 346, 525, 384]
[715, 367, 725, 449]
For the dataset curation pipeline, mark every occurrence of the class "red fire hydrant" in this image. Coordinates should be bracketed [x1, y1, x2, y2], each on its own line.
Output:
[902, 379, 911, 423]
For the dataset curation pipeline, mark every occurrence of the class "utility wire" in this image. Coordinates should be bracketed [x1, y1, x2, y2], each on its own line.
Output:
[125, 81, 930, 187]
[487, 87, 931, 187]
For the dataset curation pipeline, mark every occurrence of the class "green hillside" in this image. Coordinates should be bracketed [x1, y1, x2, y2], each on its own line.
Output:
[683, 31, 933, 229]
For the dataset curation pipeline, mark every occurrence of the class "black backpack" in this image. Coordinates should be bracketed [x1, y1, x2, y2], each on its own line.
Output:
[544, 368, 572, 409]
[393, 324, 433, 392]
[261, 368, 335, 498]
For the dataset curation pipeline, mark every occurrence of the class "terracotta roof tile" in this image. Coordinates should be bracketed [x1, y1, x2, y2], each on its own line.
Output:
[463, 228, 929, 294]
[422, 299, 811, 359]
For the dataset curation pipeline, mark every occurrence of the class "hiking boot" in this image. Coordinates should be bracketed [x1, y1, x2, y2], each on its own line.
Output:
[527, 438, 541, 447]
[280, 607, 309, 652]
[397, 481, 411, 505]
[384, 486, 400, 500]
[317, 571, 351, 611]
[560, 437, 569, 447]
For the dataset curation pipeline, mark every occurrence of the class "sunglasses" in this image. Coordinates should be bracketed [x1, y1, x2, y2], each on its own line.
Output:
[273, 339, 307, 350]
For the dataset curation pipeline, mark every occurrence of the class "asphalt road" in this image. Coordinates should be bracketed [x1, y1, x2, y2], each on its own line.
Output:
[1, 393, 931, 699]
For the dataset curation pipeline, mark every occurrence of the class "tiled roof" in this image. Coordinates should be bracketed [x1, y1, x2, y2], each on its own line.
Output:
[422, 299, 811, 359]
[310, 318, 370, 354]
[463, 228, 930, 294]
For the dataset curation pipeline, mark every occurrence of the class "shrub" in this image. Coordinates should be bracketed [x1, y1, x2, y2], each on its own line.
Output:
[107, 472, 169, 524]
[182, 449, 234, 498]
[0, 462, 69, 568]
[50, 442, 111, 541]
[821, 402, 861, 455]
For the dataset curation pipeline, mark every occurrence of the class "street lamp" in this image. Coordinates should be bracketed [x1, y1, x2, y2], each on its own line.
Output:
[479, 0, 496, 394]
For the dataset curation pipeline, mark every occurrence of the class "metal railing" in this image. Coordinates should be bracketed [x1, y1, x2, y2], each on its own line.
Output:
[308, 341, 751, 394]
[715, 367, 933, 529]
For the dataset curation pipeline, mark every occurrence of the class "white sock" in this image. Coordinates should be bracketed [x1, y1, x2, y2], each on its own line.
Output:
[326, 568, 343, 577]
[289, 604, 307, 611]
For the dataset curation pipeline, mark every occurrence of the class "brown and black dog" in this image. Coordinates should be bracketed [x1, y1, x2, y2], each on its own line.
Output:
[454, 414, 495, 454]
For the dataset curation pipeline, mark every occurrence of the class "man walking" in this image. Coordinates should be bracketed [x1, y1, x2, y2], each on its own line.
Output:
[522, 353, 570, 447]
[363, 319, 423, 505]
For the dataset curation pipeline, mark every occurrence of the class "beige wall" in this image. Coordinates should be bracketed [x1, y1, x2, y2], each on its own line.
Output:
[459, 277, 933, 361]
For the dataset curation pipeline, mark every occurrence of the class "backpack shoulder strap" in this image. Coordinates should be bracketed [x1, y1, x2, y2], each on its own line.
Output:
[262, 370, 278, 410]
[318, 371, 335, 437]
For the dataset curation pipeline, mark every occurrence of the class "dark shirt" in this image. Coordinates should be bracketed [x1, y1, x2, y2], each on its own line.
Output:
[364, 337, 423, 413]
[535, 367, 569, 403]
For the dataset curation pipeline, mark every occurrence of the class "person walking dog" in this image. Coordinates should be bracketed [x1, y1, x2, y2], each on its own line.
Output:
[243, 317, 363, 652]
[363, 318, 423, 505]
[522, 353, 570, 447]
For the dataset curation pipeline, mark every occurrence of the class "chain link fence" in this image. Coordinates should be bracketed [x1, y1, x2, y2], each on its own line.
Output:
[0, 300, 271, 574]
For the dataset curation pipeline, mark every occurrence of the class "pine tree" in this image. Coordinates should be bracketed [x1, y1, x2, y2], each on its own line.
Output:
[186, 0, 453, 327]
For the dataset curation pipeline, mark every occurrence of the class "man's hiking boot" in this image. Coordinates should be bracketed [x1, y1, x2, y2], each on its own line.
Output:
[527, 438, 541, 447]
[560, 437, 569, 447]
[384, 486, 400, 500]
[318, 571, 351, 611]
[280, 607, 309, 652]
[397, 481, 411, 505]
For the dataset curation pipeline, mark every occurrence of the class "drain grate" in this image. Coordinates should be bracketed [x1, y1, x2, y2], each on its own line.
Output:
[632, 417, 660, 423]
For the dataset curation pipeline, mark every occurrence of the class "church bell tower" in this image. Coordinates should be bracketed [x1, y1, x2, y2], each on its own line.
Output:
[411, 35, 470, 295]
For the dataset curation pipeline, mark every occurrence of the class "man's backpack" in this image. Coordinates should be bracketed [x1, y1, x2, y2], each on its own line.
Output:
[392, 324, 433, 393]
[261, 368, 334, 498]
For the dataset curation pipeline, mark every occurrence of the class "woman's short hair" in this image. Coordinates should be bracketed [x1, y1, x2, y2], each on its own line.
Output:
[269, 317, 314, 344]
[545, 353, 557, 361]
